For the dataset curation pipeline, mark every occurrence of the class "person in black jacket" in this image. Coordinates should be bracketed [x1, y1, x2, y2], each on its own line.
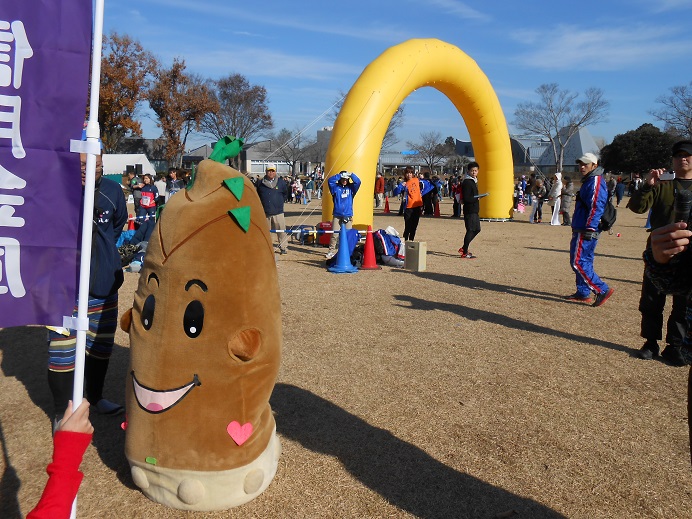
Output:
[256, 163, 289, 254]
[459, 162, 481, 259]
[47, 151, 129, 428]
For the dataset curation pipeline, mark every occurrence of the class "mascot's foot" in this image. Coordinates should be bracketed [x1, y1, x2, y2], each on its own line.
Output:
[129, 428, 281, 511]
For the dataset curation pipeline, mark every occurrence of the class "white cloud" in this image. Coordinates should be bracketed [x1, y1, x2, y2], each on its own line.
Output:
[420, 0, 491, 21]
[126, 9, 146, 23]
[182, 47, 362, 81]
[511, 24, 691, 71]
[142, 0, 402, 43]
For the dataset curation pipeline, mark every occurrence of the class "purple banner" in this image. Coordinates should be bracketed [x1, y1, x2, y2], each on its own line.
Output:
[0, 1, 92, 327]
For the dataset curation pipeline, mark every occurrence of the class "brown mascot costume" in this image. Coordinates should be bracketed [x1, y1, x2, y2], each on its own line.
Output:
[120, 139, 282, 511]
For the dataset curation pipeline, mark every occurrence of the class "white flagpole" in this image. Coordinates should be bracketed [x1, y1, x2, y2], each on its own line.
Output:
[71, 1, 106, 517]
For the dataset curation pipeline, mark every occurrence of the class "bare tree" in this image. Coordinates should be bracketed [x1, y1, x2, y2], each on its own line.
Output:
[269, 127, 315, 175]
[649, 82, 692, 138]
[99, 33, 157, 152]
[406, 131, 450, 173]
[148, 59, 217, 167]
[513, 83, 609, 171]
[443, 136, 469, 174]
[200, 73, 274, 144]
[330, 90, 405, 150]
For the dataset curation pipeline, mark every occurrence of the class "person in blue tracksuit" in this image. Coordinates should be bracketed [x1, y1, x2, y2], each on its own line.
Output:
[326, 171, 361, 259]
[566, 153, 614, 307]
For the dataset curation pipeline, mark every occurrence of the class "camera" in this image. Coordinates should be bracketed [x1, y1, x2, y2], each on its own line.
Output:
[660, 171, 675, 181]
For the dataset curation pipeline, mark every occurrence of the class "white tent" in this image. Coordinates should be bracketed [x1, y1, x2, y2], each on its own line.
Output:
[103, 153, 157, 177]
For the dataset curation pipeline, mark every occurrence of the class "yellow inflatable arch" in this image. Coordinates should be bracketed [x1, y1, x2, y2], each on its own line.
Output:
[322, 39, 514, 227]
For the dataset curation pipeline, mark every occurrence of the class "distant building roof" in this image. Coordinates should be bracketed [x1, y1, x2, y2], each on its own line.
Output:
[102, 154, 156, 177]
[186, 144, 213, 159]
[535, 127, 601, 167]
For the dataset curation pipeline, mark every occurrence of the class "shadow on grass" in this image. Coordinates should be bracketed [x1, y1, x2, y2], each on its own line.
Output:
[0, 420, 21, 519]
[397, 269, 566, 304]
[0, 326, 134, 496]
[399, 269, 637, 313]
[272, 383, 565, 519]
[392, 294, 634, 355]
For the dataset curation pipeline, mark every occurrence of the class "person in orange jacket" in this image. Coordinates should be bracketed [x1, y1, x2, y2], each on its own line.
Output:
[392, 166, 434, 241]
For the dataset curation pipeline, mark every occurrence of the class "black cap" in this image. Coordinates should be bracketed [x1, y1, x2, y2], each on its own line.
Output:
[672, 140, 692, 155]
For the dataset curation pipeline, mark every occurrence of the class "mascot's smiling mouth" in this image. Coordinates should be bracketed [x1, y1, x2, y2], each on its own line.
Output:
[132, 371, 201, 414]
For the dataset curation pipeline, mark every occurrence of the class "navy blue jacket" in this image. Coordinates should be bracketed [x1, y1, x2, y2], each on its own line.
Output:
[89, 176, 128, 298]
[256, 176, 289, 216]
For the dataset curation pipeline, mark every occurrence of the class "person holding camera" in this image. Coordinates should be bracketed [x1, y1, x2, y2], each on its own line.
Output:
[627, 140, 692, 365]
[564, 153, 614, 307]
[644, 161, 692, 463]
[326, 171, 361, 259]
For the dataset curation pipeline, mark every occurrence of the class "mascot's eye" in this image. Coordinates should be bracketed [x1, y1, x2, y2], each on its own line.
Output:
[141, 294, 155, 330]
[183, 300, 204, 338]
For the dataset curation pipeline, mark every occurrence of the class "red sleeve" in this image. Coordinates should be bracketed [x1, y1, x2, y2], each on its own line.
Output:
[27, 431, 93, 519]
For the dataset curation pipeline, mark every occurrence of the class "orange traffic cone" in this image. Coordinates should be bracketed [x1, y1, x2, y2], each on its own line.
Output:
[434, 200, 441, 218]
[127, 214, 135, 231]
[361, 226, 381, 270]
[383, 197, 390, 213]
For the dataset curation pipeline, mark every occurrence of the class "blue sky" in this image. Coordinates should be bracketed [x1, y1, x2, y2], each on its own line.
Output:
[102, 0, 692, 151]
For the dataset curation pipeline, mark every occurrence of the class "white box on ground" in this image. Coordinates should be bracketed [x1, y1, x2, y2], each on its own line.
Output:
[404, 241, 427, 271]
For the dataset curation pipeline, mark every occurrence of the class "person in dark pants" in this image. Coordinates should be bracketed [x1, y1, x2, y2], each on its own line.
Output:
[47, 151, 128, 429]
[615, 177, 627, 207]
[459, 162, 481, 259]
[422, 171, 435, 216]
[450, 177, 461, 217]
[392, 167, 434, 241]
[644, 210, 692, 465]
[627, 140, 692, 365]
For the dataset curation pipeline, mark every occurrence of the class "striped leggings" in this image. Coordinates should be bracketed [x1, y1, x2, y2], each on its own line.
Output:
[47, 294, 118, 372]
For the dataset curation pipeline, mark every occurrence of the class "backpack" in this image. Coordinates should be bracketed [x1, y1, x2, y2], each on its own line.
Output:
[598, 198, 617, 232]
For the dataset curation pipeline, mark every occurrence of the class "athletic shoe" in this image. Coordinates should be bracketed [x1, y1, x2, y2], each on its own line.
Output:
[592, 287, 614, 307]
[94, 398, 125, 416]
[460, 252, 476, 259]
[637, 340, 659, 360]
[325, 250, 336, 260]
[564, 292, 592, 303]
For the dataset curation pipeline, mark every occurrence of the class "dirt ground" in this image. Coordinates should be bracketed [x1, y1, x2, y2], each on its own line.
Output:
[1, 196, 691, 519]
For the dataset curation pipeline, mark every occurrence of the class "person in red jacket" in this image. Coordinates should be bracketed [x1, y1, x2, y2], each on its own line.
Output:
[374, 172, 385, 208]
[28, 400, 94, 519]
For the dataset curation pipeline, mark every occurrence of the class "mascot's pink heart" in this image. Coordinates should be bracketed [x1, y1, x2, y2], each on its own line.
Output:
[227, 421, 253, 445]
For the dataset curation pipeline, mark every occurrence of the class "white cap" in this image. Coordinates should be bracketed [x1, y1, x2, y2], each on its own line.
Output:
[266, 163, 277, 171]
[576, 153, 598, 165]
